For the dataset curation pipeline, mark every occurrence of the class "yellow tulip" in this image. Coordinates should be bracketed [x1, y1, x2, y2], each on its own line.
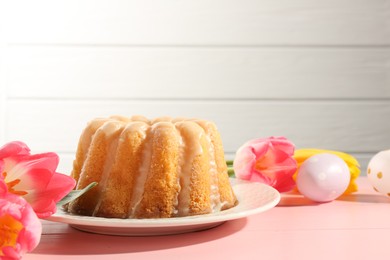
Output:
[293, 149, 360, 194]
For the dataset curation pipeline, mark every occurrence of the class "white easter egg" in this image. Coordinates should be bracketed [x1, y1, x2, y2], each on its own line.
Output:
[367, 150, 390, 195]
[296, 153, 350, 202]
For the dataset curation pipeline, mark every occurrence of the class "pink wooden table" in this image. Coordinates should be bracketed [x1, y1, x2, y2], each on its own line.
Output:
[25, 177, 390, 260]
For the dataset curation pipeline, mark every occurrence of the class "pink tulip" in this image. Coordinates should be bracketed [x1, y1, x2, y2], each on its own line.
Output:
[233, 136, 297, 192]
[0, 181, 42, 259]
[0, 141, 76, 218]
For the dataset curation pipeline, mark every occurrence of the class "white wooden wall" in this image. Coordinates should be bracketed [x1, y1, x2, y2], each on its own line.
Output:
[1, 0, 389, 175]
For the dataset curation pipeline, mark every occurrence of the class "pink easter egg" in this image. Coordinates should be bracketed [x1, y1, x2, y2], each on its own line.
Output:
[296, 153, 350, 202]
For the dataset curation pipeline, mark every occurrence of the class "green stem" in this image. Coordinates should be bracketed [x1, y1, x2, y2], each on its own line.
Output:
[227, 166, 235, 178]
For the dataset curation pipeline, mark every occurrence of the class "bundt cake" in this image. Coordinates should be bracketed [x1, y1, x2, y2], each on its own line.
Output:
[67, 115, 237, 219]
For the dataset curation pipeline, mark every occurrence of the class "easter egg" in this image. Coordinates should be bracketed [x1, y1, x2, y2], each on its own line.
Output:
[296, 153, 350, 202]
[367, 150, 390, 195]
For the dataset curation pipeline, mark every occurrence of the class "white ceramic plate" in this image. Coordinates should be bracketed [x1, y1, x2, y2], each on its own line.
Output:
[47, 179, 280, 236]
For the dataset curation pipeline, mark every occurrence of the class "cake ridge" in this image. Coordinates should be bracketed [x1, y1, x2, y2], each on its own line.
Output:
[92, 121, 123, 216]
[128, 123, 153, 218]
[175, 120, 205, 216]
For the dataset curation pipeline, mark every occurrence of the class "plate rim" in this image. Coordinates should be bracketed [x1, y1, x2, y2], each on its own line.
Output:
[47, 179, 280, 228]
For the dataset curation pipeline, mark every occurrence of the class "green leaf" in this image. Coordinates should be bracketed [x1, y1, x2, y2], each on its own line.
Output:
[56, 182, 98, 207]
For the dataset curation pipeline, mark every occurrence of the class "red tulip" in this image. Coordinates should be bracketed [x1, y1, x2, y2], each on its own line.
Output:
[0, 141, 75, 218]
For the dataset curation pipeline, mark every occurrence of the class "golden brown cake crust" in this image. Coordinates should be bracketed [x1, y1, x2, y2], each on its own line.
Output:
[135, 122, 181, 218]
[68, 116, 237, 219]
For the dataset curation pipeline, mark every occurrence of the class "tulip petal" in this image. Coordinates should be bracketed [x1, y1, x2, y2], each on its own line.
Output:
[272, 173, 296, 192]
[0, 141, 30, 158]
[4, 153, 59, 180]
[0, 181, 8, 196]
[233, 146, 257, 180]
[249, 141, 270, 159]
[19, 169, 76, 218]
[45, 171, 77, 202]
[19, 153, 59, 173]
[2, 246, 21, 260]
[29, 199, 57, 219]
[269, 137, 295, 155]
[249, 169, 269, 183]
